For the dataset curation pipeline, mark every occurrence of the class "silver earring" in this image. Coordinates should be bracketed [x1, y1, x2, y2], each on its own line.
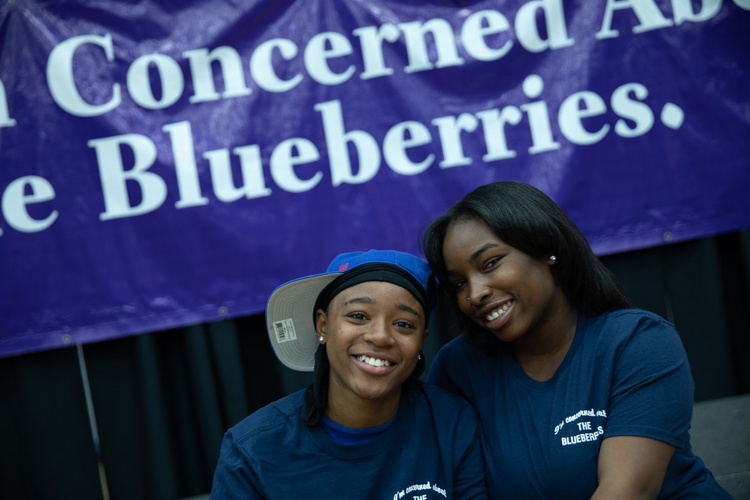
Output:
[418, 354, 422, 360]
[550, 255, 557, 261]
[319, 336, 324, 342]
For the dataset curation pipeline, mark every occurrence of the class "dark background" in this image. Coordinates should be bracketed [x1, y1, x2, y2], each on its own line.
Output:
[1, 229, 748, 500]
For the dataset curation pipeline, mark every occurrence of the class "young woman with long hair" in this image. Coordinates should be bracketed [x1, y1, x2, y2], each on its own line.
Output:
[422, 182, 729, 499]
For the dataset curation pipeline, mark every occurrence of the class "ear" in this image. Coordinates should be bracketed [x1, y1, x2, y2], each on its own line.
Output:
[315, 309, 328, 343]
[421, 328, 430, 346]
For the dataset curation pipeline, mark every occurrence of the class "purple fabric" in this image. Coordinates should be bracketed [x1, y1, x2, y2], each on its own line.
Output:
[1, 0, 749, 357]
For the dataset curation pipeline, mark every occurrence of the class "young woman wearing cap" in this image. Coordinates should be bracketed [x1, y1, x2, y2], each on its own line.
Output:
[421, 182, 730, 500]
[211, 250, 488, 499]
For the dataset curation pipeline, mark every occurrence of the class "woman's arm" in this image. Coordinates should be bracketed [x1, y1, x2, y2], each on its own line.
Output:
[452, 403, 490, 500]
[591, 435, 675, 500]
[591, 314, 695, 499]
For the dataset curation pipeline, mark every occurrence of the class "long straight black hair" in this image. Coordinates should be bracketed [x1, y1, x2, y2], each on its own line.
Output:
[421, 182, 632, 352]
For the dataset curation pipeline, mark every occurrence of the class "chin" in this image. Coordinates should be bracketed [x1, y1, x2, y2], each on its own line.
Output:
[352, 381, 400, 401]
[487, 327, 520, 343]
[355, 388, 394, 401]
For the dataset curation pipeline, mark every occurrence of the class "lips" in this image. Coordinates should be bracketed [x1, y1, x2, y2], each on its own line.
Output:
[484, 301, 511, 321]
[353, 353, 398, 374]
[478, 300, 514, 329]
[356, 354, 392, 367]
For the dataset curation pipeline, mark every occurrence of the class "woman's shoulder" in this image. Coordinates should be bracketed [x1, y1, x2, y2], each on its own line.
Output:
[430, 334, 500, 379]
[427, 334, 501, 397]
[415, 379, 475, 407]
[435, 335, 471, 357]
[408, 381, 482, 429]
[585, 308, 678, 341]
[595, 308, 670, 323]
[433, 334, 497, 365]
[581, 309, 687, 367]
[227, 389, 306, 444]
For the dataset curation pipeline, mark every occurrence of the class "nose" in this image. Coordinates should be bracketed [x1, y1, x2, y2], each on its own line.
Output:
[466, 276, 491, 307]
[362, 318, 395, 347]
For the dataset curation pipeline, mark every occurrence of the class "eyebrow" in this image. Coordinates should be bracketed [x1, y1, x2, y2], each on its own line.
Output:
[344, 297, 374, 306]
[343, 297, 421, 318]
[446, 242, 500, 276]
[470, 243, 500, 262]
[396, 303, 421, 318]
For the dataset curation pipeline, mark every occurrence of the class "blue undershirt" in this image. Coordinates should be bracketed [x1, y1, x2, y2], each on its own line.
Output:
[320, 414, 396, 445]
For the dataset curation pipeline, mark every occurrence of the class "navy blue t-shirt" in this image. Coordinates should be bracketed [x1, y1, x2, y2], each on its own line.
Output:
[428, 310, 731, 499]
[211, 381, 488, 499]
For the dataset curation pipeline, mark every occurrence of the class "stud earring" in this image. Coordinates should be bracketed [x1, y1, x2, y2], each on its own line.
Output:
[418, 354, 422, 360]
[319, 336, 324, 342]
[550, 255, 557, 261]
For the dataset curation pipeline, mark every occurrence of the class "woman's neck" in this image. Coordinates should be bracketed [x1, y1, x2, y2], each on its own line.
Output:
[325, 385, 401, 428]
[513, 298, 578, 382]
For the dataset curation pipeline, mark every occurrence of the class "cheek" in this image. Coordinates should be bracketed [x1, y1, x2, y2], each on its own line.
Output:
[456, 297, 481, 325]
[528, 265, 555, 292]
[326, 328, 354, 357]
[399, 341, 424, 366]
[453, 291, 471, 313]
[458, 302, 474, 319]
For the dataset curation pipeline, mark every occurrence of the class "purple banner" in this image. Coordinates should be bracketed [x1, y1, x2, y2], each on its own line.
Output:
[1, 0, 749, 357]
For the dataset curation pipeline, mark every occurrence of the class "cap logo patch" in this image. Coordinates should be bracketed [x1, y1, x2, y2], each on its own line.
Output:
[338, 263, 349, 271]
[273, 319, 297, 344]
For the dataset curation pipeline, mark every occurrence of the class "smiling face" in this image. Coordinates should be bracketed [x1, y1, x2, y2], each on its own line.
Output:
[442, 217, 570, 345]
[317, 281, 428, 417]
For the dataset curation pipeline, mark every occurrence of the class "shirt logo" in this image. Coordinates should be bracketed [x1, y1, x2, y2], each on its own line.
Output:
[392, 481, 447, 499]
[554, 408, 607, 447]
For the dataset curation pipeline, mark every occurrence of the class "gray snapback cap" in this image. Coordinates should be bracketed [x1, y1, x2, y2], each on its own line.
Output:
[265, 273, 341, 372]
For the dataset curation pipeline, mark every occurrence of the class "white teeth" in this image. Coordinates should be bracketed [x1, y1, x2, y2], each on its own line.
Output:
[357, 355, 392, 367]
[485, 302, 511, 321]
